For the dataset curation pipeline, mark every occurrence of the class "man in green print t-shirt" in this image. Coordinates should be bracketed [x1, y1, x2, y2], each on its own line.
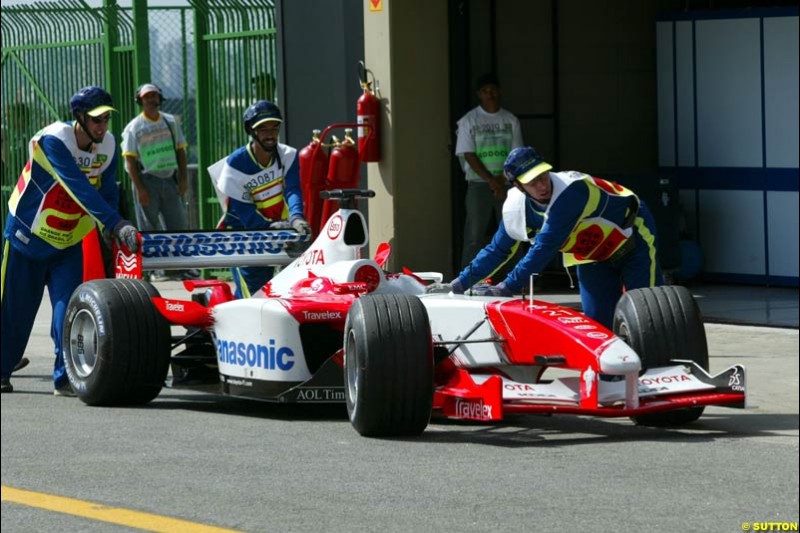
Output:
[455, 73, 523, 268]
[122, 83, 196, 281]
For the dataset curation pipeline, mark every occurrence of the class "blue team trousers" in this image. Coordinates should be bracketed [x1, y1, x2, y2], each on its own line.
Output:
[575, 208, 664, 330]
[1, 239, 82, 387]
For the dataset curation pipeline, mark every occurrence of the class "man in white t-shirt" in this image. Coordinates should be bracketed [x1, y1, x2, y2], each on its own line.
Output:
[455, 73, 523, 267]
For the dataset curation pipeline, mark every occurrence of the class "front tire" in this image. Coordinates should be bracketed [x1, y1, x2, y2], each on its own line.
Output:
[613, 285, 709, 426]
[344, 294, 433, 437]
[63, 279, 171, 406]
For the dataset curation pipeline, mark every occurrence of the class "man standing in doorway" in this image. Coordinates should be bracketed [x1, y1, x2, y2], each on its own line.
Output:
[456, 73, 523, 267]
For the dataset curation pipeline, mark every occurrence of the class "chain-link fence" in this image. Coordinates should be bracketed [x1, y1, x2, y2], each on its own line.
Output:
[121, 5, 201, 225]
[138, 6, 197, 164]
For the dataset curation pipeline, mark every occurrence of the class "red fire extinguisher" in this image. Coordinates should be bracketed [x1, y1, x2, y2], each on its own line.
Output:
[357, 61, 380, 162]
[298, 129, 328, 235]
[327, 129, 359, 188]
[320, 131, 360, 230]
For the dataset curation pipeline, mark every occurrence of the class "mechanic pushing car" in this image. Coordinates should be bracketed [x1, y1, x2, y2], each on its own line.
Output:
[433, 146, 664, 329]
[432, 178, 546, 297]
[1, 86, 138, 395]
[208, 100, 311, 298]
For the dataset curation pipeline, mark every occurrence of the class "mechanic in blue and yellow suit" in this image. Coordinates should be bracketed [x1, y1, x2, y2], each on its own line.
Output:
[209, 101, 310, 298]
[437, 146, 663, 330]
[1, 86, 139, 395]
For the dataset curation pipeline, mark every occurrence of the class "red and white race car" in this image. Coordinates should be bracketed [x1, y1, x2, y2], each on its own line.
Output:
[64, 189, 747, 436]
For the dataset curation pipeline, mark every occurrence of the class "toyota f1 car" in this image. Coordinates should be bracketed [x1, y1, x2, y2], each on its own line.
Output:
[64, 189, 747, 436]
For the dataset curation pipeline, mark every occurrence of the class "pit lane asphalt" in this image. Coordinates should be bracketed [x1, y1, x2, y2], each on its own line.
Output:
[2, 283, 797, 533]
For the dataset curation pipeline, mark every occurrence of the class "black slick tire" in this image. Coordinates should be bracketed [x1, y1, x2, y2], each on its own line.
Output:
[344, 294, 433, 437]
[613, 285, 709, 426]
[63, 279, 171, 406]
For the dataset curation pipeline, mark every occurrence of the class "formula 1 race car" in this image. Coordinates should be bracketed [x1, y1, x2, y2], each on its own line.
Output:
[63, 189, 747, 436]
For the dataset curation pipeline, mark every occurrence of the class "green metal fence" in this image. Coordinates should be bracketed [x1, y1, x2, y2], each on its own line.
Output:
[1, 0, 278, 234]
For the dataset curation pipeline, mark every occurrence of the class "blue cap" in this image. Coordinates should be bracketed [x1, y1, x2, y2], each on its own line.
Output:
[69, 86, 117, 117]
[243, 100, 282, 132]
[503, 146, 552, 184]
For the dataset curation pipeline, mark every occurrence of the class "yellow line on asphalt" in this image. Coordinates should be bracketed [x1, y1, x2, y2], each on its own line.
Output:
[1, 485, 244, 533]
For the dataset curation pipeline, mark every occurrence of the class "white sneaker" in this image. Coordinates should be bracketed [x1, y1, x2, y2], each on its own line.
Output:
[54, 384, 76, 397]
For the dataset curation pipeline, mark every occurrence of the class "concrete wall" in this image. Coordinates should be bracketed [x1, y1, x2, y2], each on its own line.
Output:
[363, 0, 452, 274]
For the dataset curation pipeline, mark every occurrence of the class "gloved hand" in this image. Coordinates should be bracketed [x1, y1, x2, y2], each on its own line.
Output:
[112, 219, 139, 252]
[267, 220, 292, 230]
[472, 282, 512, 297]
[424, 278, 465, 294]
[425, 282, 451, 294]
[290, 216, 312, 236]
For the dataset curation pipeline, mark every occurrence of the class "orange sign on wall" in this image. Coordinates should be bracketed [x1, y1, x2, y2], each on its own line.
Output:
[369, 0, 383, 13]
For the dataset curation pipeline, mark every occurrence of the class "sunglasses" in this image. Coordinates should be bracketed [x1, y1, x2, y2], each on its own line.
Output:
[88, 114, 111, 124]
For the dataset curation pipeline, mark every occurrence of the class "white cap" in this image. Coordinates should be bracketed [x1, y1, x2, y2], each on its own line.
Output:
[137, 84, 161, 98]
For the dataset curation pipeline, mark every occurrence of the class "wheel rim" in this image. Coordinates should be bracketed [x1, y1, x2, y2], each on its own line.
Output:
[617, 322, 630, 345]
[345, 330, 359, 404]
[69, 309, 99, 379]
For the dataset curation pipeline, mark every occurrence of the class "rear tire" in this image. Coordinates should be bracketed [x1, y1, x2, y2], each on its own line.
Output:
[63, 279, 171, 406]
[613, 285, 708, 426]
[344, 294, 433, 437]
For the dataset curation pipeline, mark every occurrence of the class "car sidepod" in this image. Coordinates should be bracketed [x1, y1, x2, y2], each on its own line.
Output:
[212, 298, 313, 398]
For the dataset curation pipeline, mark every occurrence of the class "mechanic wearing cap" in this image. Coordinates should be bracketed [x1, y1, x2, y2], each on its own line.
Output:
[1, 86, 138, 395]
[122, 84, 193, 280]
[456, 73, 523, 268]
[439, 146, 663, 330]
[208, 100, 310, 298]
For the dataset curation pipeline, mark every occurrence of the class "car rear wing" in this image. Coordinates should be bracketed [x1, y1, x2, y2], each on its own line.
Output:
[114, 189, 371, 279]
[114, 229, 311, 279]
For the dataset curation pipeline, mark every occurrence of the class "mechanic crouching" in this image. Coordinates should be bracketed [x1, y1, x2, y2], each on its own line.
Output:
[1, 86, 138, 395]
[431, 146, 664, 330]
[209, 101, 311, 298]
